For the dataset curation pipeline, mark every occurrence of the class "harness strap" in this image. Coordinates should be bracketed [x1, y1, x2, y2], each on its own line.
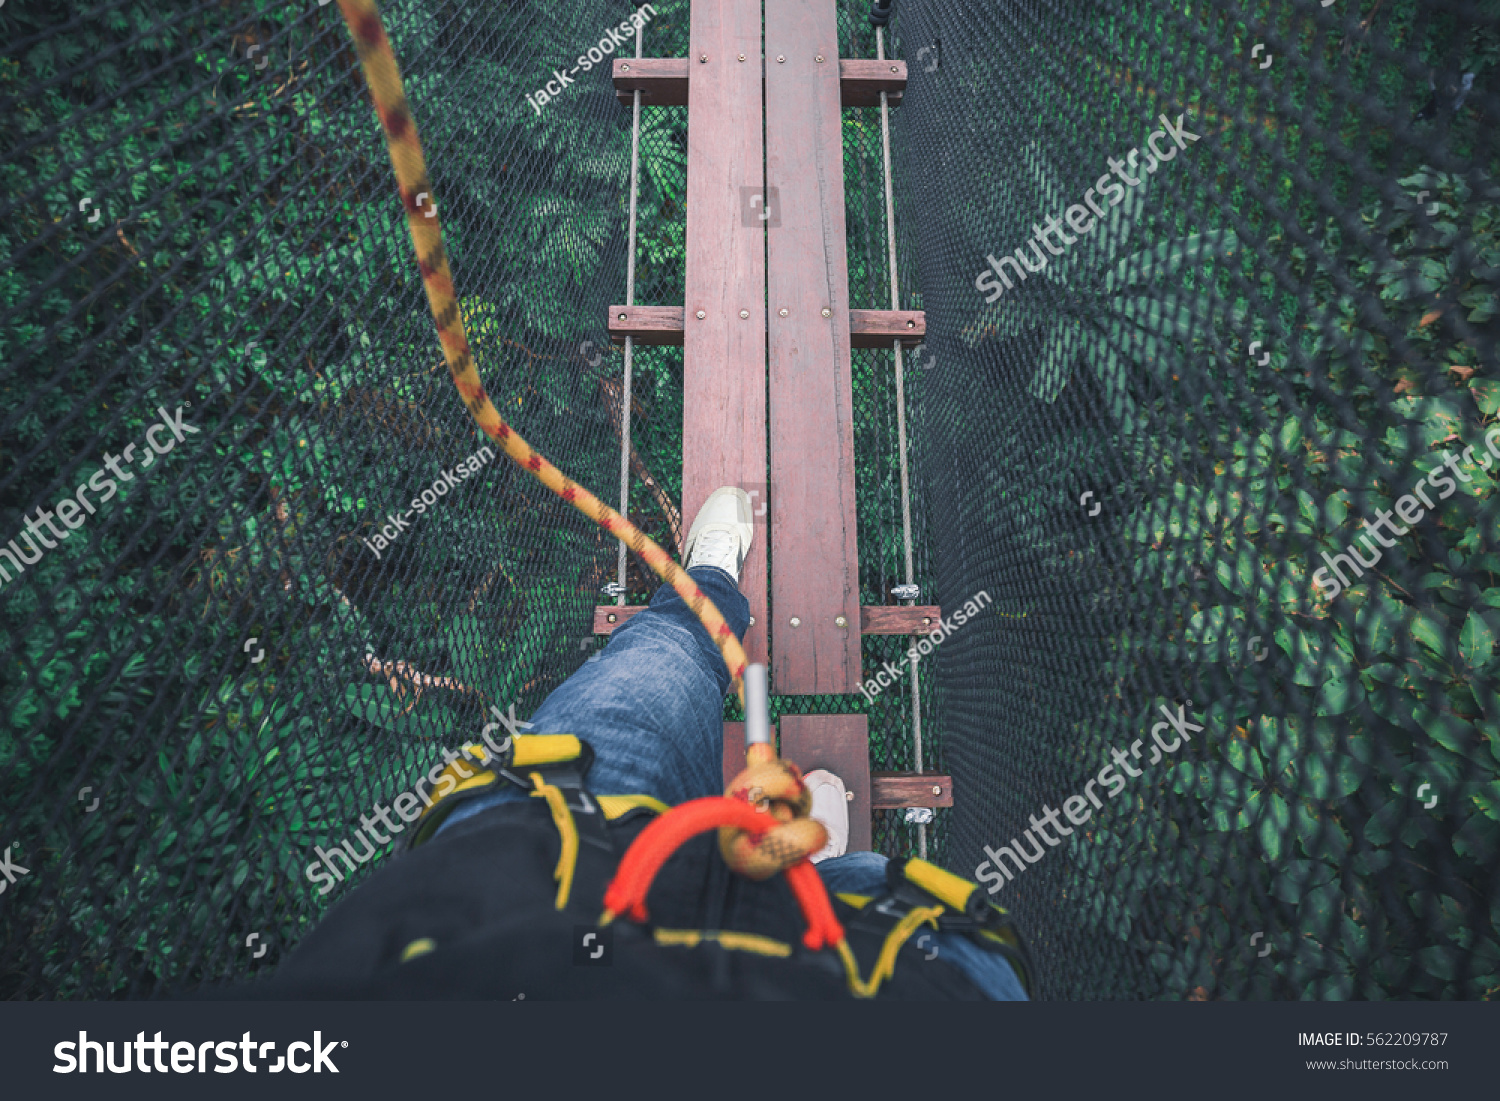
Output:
[529, 771, 579, 909]
[836, 904, 945, 999]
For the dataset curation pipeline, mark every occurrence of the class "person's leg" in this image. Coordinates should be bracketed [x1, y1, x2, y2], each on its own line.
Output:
[815, 852, 1030, 1001]
[436, 563, 749, 835]
[526, 563, 748, 803]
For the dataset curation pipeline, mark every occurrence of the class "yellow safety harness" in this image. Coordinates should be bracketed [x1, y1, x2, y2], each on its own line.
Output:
[404, 731, 1032, 998]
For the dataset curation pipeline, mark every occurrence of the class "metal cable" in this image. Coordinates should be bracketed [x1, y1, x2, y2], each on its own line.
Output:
[876, 23, 925, 860]
[616, 26, 646, 605]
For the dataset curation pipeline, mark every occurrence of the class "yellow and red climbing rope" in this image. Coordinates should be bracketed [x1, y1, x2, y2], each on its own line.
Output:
[333, 0, 748, 708]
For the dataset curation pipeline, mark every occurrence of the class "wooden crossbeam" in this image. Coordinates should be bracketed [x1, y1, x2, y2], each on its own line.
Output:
[613, 58, 906, 107]
[594, 604, 941, 635]
[871, 772, 954, 808]
[608, 305, 924, 347]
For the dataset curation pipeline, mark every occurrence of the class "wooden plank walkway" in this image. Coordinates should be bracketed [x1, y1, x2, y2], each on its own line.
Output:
[765, 0, 862, 698]
[683, 0, 768, 667]
[611, 1, 950, 840]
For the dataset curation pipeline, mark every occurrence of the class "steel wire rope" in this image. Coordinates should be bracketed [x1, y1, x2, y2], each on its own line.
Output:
[875, 21, 926, 859]
[616, 20, 646, 605]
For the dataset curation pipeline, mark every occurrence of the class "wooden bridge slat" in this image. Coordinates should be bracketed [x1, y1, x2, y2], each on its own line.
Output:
[612, 58, 905, 107]
[683, 0, 768, 665]
[765, 0, 861, 694]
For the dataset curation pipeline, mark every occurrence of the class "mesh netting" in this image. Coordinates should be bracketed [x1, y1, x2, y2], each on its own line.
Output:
[1, 0, 1496, 1000]
[897, 0, 1499, 998]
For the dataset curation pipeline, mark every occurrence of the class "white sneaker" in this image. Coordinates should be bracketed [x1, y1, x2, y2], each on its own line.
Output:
[682, 487, 754, 583]
[804, 769, 849, 864]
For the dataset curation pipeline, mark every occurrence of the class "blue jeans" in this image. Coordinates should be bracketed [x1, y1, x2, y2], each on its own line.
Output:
[438, 566, 1026, 1000]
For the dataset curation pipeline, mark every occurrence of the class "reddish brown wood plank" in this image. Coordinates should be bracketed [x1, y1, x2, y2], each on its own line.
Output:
[861, 605, 942, 634]
[611, 58, 905, 108]
[837, 59, 907, 106]
[766, 2, 861, 694]
[871, 772, 954, 809]
[611, 57, 687, 105]
[849, 309, 925, 347]
[779, 715, 870, 851]
[684, 0, 768, 666]
[592, 605, 643, 634]
[723, 721, 746, 789]
[608, 305, 685, 346]
[609, 306, 923, 349]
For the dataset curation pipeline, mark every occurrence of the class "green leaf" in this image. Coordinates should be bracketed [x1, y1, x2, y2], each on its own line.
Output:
[1356, 592, 1403, 656]
[1106, 230, 1240, 292]
[1029, 320, 1082, 403]
[1317, 675, 1361, 716]
[1226, 737, 1263, 780]
[1411, 609, 1450, 657]
[1459, 609, 1496, 668]
[1471, 379, 1500, 416]
[1259, 794, 1291, 860]
[1272, 859, 1335, 904]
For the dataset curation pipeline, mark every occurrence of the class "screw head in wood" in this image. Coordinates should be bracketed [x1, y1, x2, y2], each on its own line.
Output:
[835, 615, 848, 628]
[621, 64, 629, 71]
[777, 55, 785, 63]
[700, 54, 708, 63]
[932, 785, 942, 796]
[821, 307, 831, 317]
[738, 53, 746, 62]
[779, 308, 788, 317]
[906, 319, 916, 328]
[696, 310, 706, 319]
[891, 65, 899, 72]
[618, 312, 626, 320]
[815, 55, 824, 63]
[740, 309, 749, 319]
[790, 616, 801, 627]
[845, 790, 854, 801]
[749, 616, 755, 626]
[606, 613, 617, 623]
